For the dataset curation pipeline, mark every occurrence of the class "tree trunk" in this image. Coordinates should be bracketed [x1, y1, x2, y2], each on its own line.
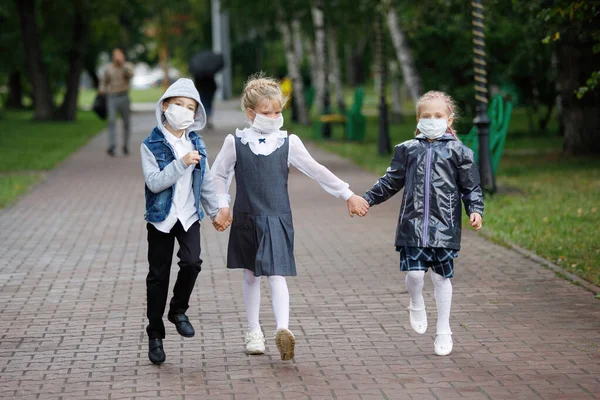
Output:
[311, 3, 327, 113]
[6, 71, 24, 109]
[557, 42, 600, 155]
[15, 0, 54, 120]
[345, 40, 367, 86]
[386, 6, 422, 102]
[57, 1, 90, 121]
[279, 15, 310, 125]
[304, 37, 318, 94]
[389, 61, 403, 122]
[327, 28, 345, 113]
[376, 6, 391, 155]
[291, 19, 303, 63]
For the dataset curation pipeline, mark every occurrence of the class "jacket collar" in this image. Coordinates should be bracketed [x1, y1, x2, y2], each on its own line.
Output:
[415, 133, 457, 142]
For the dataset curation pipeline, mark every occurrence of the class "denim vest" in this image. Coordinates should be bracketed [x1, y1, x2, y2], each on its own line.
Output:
[143, 127, 208, 222]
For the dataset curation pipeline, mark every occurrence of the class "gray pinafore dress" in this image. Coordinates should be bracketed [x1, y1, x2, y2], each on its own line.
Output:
[227, 136, 296, 277]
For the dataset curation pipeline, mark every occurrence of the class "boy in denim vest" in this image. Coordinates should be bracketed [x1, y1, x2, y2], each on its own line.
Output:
[141, 78, 230, 365]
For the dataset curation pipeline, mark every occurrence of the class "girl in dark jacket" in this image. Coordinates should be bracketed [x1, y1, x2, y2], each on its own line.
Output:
[363, 91, 484, 356]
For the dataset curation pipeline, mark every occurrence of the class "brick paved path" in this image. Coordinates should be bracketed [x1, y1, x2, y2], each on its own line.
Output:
[0, 102, 598, 400]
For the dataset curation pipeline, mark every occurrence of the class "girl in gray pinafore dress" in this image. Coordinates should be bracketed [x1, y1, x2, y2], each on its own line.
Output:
[211, 74, 369, 361]
[227, 135, 296, 277]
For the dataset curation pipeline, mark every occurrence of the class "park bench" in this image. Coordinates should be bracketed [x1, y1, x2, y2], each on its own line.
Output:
[459, 94, 513, 174]
[312, 87, 366, 141]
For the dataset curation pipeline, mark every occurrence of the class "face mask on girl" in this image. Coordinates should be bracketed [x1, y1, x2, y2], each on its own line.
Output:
[164, 103, 195, 130]
[417, 118, 448, 140]
[251, 111, 284, 133]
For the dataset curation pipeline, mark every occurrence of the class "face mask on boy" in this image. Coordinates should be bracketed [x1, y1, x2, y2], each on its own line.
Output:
[164, 103, 195, 130]
[417, 118, 448, 140]
[251, 112, 284, 133]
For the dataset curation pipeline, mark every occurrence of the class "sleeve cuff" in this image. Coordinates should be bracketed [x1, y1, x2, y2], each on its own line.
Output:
[217, 195, 231, 209]
[341, 188, 354, 201]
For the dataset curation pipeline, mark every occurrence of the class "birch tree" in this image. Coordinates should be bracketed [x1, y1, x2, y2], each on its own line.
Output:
[278, 12, 310, 125]
[327, 27, 345, 113]
[386, 1, 422, 102]
[311, 1, 327, 113]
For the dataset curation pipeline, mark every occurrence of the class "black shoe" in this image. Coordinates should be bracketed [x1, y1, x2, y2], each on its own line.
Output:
[168, 314, 195, 337]
[148, 338, 165, 365]
[123, 147, 129, 156]
[107, 147, 116, 157]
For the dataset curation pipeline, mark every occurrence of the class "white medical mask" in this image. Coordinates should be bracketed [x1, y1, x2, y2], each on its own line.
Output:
[417, 118, 448, 140]
[251, 111, 284, 133]
[164, 103, 195, 130]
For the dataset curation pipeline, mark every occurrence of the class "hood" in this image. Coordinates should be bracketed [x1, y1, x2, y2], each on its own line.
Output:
[155, 78, 207, 133]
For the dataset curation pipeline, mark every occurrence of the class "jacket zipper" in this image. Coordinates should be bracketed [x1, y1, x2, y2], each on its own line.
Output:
[449, 193, 454, 227]
[423, 143, 433, 247]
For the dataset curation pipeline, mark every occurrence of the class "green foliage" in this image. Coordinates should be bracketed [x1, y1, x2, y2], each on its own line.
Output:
[0, 174, 42, 209]
[485, 154, 600, 286]
[0, 109, 105, 208]
[527, 0, 600, 97]
[0, 110, 105, 171]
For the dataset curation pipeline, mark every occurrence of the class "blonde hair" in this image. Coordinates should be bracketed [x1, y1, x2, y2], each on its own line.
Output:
[415, 90, 460, 138]
[241, 72, 288, 111]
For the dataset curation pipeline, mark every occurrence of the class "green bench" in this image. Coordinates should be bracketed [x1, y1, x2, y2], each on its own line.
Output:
[459, 94, 513, 174]
[312, 87, 366, 141]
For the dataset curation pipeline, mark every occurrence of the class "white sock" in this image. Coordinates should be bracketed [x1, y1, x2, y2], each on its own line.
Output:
[243, 269, 261, 333]
[268, 275, 290, 331]
[431, 271, 453, 335]
[405, 271, 426, 320]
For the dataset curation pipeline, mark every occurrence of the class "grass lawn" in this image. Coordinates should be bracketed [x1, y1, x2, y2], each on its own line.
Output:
[78, 87, 165, 109]
[287, 109, 600, 287]
[0, 110, 105, 208]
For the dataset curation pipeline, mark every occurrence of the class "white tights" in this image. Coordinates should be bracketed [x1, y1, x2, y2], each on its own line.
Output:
[405, 271, 453, 334]
[243, 269, 289, 333]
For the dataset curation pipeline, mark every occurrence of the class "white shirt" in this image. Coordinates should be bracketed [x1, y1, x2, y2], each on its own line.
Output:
[151, 126, 198, 233]
[212, 127, 354, 208]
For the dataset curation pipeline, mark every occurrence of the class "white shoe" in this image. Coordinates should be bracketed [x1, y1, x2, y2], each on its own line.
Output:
[274, 328, 296, 361]
[407, 301, 427, 334]
[434, 333, 453, 356]
[245, 331, 265, 355]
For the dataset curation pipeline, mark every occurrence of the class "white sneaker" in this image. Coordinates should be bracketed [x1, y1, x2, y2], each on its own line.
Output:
[407, 301, 427, 334]
[245, 331, 265, 355]
[274, 328, 296, 361]
[434, 333, 453, 356]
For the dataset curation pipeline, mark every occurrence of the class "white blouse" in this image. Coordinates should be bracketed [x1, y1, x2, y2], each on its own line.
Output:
[212, 127, 354, 208]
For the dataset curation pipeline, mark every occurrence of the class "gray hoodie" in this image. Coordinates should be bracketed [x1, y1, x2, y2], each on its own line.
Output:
[140, 78, 219, 222]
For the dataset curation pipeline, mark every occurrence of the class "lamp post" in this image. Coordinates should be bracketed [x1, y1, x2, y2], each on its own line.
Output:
[472, 0, 496, 193]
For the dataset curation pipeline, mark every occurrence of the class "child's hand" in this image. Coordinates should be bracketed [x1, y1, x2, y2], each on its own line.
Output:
[182, 150, 202, 166]
[347, 195, 369, 217]
[469, 213, 482, 230]
[213, 208, 232, 232]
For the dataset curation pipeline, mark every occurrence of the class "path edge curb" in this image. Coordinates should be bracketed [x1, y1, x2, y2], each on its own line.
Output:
[478, 228, 600, 297]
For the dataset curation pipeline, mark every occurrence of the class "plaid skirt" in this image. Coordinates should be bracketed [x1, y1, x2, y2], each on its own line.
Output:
[397, 246, 458, 278]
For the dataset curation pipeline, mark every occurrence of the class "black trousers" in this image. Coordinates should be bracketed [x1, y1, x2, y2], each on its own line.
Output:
[146, 220, 202, 338]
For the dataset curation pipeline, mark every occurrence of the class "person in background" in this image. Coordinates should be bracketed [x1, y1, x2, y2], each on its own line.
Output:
[99, 48, 134, 156]
[194, 75, 217, 130]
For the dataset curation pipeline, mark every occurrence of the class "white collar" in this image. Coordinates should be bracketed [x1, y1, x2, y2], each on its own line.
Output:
[162, 124, 189, 145]
[234, 127, 288, 155]
[235, 126, 287, 145]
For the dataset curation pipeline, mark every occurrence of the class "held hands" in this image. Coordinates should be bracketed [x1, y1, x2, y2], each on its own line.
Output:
[183, 150, 202, 166]
[347, 195, 370, 217]
[469, 212, 483, 230]
[213, 208, 232, 232]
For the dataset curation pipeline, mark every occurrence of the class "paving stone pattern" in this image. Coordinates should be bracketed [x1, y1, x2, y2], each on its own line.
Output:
[0, 102, 598, 399]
